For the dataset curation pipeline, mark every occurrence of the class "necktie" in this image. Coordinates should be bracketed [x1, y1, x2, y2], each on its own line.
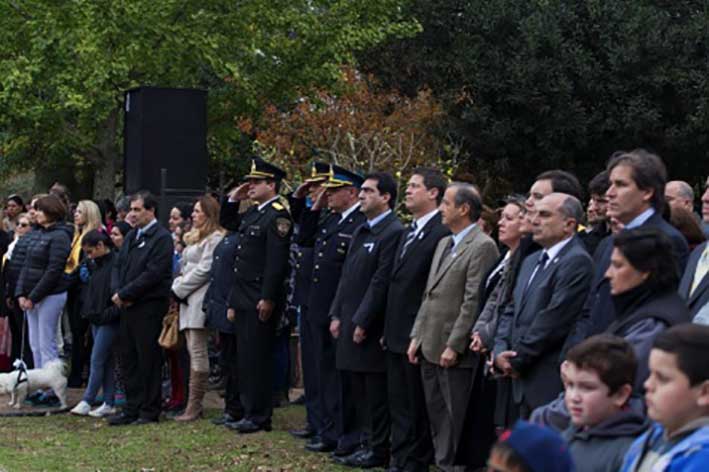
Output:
[136, 229, 142, 241]
[691, 246, 709, 295]
[400, 221, 418, 258]
[437, 238, 455, 273]
[525, 252, 550, 291]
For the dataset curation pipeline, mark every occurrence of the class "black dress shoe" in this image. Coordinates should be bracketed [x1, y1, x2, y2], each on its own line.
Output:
[289, 427, 316, 439]
[107, 412, 138, 426]
[305, 438, 337, 453]
[231, 418, 272, 434]
[331, 448, 366, 465]
[212, 413, 241, 426]
[330, 444, 360, 458]
[341, 449, 387, 469]
[133, 417, 159, 425]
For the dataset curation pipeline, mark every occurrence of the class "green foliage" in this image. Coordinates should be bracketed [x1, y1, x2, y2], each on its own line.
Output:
[0, 0, 419, 196]
[360, 0, 709, 198]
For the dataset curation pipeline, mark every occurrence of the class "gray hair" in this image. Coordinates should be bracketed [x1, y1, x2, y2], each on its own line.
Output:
[450, 182, 482, 221]
[667, 180, 694, 201]
[116, 196, 131, 213]
[558, 194, 584, 224]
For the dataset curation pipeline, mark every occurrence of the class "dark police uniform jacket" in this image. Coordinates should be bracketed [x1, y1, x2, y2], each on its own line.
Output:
[220, 198, 293, 314]
[330, 211, 404, 373]
[299, 204, 366, 327]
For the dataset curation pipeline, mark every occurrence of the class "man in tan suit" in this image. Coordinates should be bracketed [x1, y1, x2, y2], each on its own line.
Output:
[408, 183, 499, 471]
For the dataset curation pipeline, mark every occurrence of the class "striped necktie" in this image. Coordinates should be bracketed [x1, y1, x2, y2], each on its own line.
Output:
[400, 221, 418, 258]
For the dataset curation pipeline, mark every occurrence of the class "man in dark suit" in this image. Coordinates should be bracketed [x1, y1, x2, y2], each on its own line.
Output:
[222, 157, 293, 433]
[494, 193, 593, 419]
[291, 165, 367, 455]
[565, 150, 689, 348]
[108, 191, 173, 426]
[329, 172, 404, 468]
[384, 168, 449, 472]
[679, 241, 709, 324]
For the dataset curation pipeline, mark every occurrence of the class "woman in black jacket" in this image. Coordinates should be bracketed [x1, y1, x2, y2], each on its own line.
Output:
[70, 229, 121, 417]
[16, 195, 72, 383]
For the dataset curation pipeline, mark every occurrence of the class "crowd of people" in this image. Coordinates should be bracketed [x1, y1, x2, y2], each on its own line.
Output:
[0, 149, 708, 472]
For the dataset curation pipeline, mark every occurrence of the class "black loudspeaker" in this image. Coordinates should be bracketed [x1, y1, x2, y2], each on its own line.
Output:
[123, 87, 208, 197]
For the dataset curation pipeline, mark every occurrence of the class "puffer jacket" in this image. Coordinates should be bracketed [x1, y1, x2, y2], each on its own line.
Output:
[620, 420, 709, 471]
[4, 226, 39, 299]
[15, 223, 73, 303]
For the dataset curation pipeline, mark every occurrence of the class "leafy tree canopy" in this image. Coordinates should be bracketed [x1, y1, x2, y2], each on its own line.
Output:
[361, 0, 709, 198]
[0, 0, 419, 197]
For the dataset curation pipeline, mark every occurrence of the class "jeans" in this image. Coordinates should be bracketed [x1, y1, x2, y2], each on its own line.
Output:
[26, 292, 67, 368]
[83, 323, 118, 406]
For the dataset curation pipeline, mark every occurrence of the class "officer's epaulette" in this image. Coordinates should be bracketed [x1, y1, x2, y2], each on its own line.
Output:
[272, 201, 285, 211]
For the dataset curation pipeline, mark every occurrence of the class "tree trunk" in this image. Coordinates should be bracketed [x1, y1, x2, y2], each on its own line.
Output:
[91, 107, 121, 200]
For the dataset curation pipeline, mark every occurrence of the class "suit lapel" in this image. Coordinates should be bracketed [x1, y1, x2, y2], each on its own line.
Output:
[519, 237, 578, 309]
[429, 226, 480, 290]
[393, 213, 441, 275]
[689, 271, 709, 306]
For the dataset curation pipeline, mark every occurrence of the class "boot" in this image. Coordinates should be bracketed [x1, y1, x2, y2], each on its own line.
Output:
[175, 370, 208, 422]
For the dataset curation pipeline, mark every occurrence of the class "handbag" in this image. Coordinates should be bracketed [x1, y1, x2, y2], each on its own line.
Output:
[158, 304, 182, 350]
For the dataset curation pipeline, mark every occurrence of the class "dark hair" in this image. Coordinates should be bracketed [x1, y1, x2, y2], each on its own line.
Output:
[536, 170, 583, 201]
[35, 194, 67, 223]
[450, 182, 483, 222]
[566, 334, 637, 394]
[607, 149, 667, 211]
[364, 172, 398, 209]
[81, 228, 113, 249]
[670, 206, 706, 250]
[49, 182, 71, 210]
[113, 221, 132, 237]
[7, 194, 24, 207]
[612, 228, 679, 292]
[412, 167, 448, 205]
[173, 202, 193, 220]
[490, 442, 531, 472]
[130, 191, 159, 213]
[653, 323, 709, 386]
[588, 170, 610, 196]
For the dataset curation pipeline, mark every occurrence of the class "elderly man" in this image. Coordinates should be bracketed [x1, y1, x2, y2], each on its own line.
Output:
[665, 180, 695, 213]
[408, 183, 499, 471]
[494, 193, 593, 420]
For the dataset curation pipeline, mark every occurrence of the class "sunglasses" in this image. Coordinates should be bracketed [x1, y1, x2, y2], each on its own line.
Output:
[18, 223, 30, 228]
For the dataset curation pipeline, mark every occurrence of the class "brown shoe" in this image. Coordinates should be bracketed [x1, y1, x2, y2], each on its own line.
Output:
[175, 370, 208, 422]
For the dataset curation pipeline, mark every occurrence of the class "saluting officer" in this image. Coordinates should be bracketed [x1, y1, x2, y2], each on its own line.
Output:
[298, 165, 367, 456]
[287, 161, 331, 441]
[222, 157, 293, 434]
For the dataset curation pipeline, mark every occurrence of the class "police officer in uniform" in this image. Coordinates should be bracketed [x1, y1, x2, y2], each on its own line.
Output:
[287, 161, 331, 440]
[297, 165, 367, 455]
[222, 157, 293, 433]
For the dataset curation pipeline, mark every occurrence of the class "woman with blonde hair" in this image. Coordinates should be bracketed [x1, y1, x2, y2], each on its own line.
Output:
[66, 199, 103, 387]
[172, 195, 224, 421]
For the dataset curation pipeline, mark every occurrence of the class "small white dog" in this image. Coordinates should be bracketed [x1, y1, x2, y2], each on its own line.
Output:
[0, 359, 68, 409]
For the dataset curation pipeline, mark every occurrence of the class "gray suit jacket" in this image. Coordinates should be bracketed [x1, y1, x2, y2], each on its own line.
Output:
[679, 242, 709, 324]
[411, 225, 499, 368]
[494, 235, 593, 409]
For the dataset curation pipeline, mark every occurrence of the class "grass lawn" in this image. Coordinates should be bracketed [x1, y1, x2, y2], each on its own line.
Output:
[0, 406, 356, 472]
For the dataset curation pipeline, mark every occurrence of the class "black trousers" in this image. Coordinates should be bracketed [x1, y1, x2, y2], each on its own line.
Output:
[235, 309, 276, 426]
[299, 308, 322, 433]
[7, 303, 33, 369]
[220, 331, 244, 418]
[387, 351, 433, 472]
[349, 370, 390, 457]
[119, 299, 167, 420]
[67, 286, 91, 386]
